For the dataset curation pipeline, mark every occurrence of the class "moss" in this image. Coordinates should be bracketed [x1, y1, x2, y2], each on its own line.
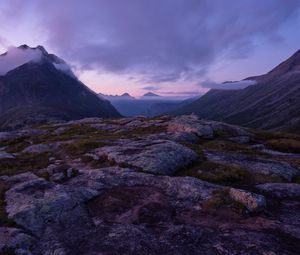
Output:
[202, 189, 230, 209]
[0, 152, 54, 176]
[177, 160, 251, 185]
[1, 136, 31, 153]
[199, 140, 267, 157]
[265, 139, 300, 154]
[203, 189, 247, 213]
[252, 129, 300, 141]
[59, 139, 109, 157]
[0, 180, 16, 227]
[36, 171, 50, 181]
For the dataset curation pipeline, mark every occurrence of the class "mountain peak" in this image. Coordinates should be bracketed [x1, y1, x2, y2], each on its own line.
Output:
[143, 92, 159, 97]
[246, 49, 300, 81]
[121, 93, 131, 97]
[0, 44, 74, 78]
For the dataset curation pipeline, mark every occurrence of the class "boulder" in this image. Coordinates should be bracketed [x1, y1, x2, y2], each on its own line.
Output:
[22, 143, 56, 154]
[208, 121, 251, 137]
[168, 115, 214, 139]
[0, 227, 34, 255]
[0, 151, 15, 159]
[229, 188, 266, 212]
[95, 139, 199, 175]
[5, 174, 97, 236]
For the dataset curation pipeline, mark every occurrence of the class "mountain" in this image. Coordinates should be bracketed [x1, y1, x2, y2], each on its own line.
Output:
[173, 50, 300, 133]
[99, 92, 136, 101]
[120, 92, 134, 98]
[142, 92, 160, 97]
[0, 45, 121, 129]
[100, 91, 195, 117]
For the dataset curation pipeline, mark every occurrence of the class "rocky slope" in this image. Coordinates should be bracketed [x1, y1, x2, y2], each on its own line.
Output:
[0, 45, 121, 130]
[172, 50, 300, 133]
[0, 115, 300, 254]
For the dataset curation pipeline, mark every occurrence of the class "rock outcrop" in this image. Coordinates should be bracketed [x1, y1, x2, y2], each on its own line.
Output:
[0, 115, 299, 254]
[229, 188, 266, 212]
[95, 139, 198, 175]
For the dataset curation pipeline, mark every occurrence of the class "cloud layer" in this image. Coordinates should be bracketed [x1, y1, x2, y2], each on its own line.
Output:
[201, 80, 257, 90]
[0, 47, 42, 76]
[1, 0, 300, 85]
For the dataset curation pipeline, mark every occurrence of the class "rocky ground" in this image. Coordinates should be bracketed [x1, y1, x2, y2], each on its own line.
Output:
[0, 115, 300, 254]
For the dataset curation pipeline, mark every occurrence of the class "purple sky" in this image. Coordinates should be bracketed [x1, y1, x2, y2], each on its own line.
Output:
[0, 0, 300, 97]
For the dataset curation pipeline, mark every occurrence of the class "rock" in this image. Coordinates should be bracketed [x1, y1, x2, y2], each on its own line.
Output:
[0, 227, 34, 254]
[5, 175, 97, 236]
[22, 143, 55, 154]
[0, 131, 14, 141]
[204, 150, 299, 181]
[256, 183, 300, 198]
[53, 126, 69, 135]
[0, 151, 15, 159]
[50, 172, 66, 182]
[168, 115, 214, 139]
[168, 115, 252, 140]
[208, 121, 251, 137]
[4, 168, 220, 254]
[0, 172, 40, 184]
[229, 188, 266, 212]
[95, 139, 199, 175]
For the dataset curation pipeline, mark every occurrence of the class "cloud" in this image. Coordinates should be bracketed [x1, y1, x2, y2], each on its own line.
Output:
[1, 0, 300, 83]
[142, 86, 160, 91]
[0, 46, 42, 76]
[200, 80, 257, 90]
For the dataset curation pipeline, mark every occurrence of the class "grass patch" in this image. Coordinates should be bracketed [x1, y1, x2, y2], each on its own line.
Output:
[252, 129, 300, 141]
[59, 139, 109, 158]
[265, 139, 300, 154]
[177, 161, 251, 185]
[177, 159, 285, 185]
[0, 136, 31, 153]
[0, 152, 54, 176]
[202, 189, 246, 212]
[199, 140, 267, 157]
[0, 180, 16, 227]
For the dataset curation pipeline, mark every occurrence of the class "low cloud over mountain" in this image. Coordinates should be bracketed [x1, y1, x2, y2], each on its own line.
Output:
[0, 46, 42, 75]
[201, 80, 257, 90]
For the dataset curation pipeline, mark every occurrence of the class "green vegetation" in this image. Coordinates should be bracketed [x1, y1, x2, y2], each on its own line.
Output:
[0, 152, 54, 176]
[0, 180, 16, 227]
[252, 129, 300, 141]
[199, 139, 268, 157]
[59, 139, 109, 157]
[202, 189, 246, 212]
[177, 161, 251, 185]
[266, 139, 300, 154]
[1, 136, 31, 153]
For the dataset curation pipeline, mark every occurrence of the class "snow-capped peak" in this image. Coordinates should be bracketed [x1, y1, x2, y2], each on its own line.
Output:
[0, 45, 76, 78]
[0, 45, 42, 76]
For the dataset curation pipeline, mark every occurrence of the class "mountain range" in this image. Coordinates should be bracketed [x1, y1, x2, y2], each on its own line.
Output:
[100, 92, 196, 117]
[0, 45, 121, 129]
[173, 50, 300, 133]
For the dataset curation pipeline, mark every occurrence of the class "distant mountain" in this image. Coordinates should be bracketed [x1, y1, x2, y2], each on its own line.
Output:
[100, 91, 196, 117]
[100, 92, 136, 101]
[142, 92, 160, 97]
[172, 50, 300, 133]
[121, 92, 133, 98]
[0, 45, 121, 130]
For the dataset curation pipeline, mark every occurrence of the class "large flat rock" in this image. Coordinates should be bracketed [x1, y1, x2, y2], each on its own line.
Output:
[95, 139, 199, 175]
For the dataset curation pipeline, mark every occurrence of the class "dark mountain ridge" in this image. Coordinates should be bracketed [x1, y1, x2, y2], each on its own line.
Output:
[0, 45, 121, 129]
[173, 49, 300, 133]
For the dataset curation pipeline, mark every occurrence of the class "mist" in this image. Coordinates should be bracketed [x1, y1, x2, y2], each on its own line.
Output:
[0, 47, 42, 76]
